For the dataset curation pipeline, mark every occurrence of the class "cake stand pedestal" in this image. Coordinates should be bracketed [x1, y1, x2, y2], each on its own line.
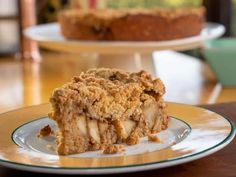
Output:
[97, 53, 155, 75]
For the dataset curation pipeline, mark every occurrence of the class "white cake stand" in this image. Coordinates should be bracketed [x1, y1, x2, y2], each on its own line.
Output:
[24, 22, 225, 75]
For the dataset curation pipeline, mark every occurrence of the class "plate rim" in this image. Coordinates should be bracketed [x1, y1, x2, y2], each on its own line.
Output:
[0, 103, 235, 174]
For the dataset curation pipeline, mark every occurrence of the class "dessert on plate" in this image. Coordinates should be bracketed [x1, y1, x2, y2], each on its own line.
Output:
[49, 68, 169, 155]
[59, 7, 205, 41]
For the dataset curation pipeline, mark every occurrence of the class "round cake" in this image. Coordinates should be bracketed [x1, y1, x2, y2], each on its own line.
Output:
[58, 7, 205, 41]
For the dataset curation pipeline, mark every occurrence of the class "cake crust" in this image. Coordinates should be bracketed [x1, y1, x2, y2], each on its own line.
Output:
[49, 68, 169, 155]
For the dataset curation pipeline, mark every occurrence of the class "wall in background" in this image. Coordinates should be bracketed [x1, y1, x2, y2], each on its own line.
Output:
[0, 0, 19, 55]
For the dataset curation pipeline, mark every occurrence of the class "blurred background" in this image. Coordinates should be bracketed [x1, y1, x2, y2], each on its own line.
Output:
[0, 0, 235, 113]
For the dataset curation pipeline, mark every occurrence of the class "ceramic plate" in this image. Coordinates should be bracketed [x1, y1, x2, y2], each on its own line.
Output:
[0, 103, 234, 174]
[24, 22, 225, 53]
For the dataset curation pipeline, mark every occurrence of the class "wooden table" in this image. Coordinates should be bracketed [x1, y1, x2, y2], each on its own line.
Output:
[0, 51, 236, 176]
[0, 102, 235, 176]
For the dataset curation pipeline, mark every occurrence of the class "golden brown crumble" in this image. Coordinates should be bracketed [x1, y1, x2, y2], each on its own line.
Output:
[148, 134, 161, 143]
[50, 68, 165, 122]
[38, 125, 53, 137]
[103, 145, 124, 154]
[126, 131, 139, 145]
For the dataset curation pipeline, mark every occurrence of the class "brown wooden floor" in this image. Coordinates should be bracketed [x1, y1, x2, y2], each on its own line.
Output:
[0, 51, 235, 113]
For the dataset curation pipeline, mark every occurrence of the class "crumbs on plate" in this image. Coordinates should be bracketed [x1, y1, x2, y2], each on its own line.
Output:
[38, 124, 54, 138]
[148, 134, 161, 143]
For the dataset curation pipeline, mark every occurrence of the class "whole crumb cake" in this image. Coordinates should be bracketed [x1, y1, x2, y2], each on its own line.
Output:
[59, 7, 205, 41]
[49, 68, 169, 155]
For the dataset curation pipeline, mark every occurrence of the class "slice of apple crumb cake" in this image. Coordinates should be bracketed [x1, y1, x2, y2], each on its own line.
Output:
[48, 68, 169, 155]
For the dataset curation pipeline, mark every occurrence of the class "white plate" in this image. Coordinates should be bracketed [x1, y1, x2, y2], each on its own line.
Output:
[24, 22, 225, 53]
[12, 117, 190, 157]
[0, 103, 234, 174]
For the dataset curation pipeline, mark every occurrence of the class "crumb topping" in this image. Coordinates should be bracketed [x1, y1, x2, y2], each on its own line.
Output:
[50, 68, 165, 122]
